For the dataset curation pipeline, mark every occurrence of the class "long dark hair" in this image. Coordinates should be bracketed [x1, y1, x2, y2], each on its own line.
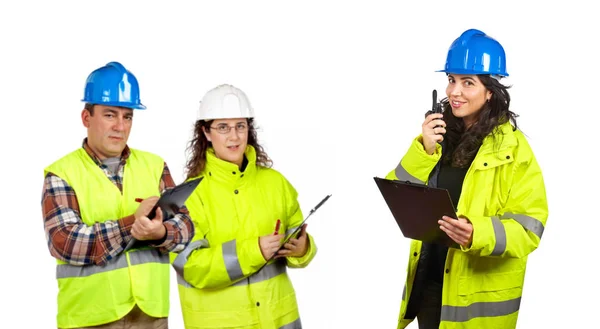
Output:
[441, 75, 518, 168]
[185, 118, 273, 179]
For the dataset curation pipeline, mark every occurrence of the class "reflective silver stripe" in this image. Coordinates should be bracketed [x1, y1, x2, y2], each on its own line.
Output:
[441, 297, 521, 322]
[57, 256, 127, 279]
[129, 249, 169, 266]
[172, 239, 210, 277]
[395, 164, 424, 184]
[177, 273, 193, 288]
[177, 261, 287, 288]
[502, 212, 544, 239]
[402, 284, 407, 301]
[490, 216, 507, 256]
[286, 227, 298, 237]
[56, 249, 166, 279]
[232, 261, 287, 287]
[279, 317, 302, 329]
[222, 239, 244, 281]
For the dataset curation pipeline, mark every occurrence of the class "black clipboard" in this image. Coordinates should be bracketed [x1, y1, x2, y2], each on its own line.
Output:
[255, 194, 332, 273]
[148, 177, 203, 220]
[280, 194, 331, 246]
[374, 177, 458, 248]
[125, 177, 203, 250]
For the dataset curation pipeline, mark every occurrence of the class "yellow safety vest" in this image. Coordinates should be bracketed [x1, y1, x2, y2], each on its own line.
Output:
[45, 148, 170, 328]
[387, 122, 548, 329]
[172, 146, 316, 329]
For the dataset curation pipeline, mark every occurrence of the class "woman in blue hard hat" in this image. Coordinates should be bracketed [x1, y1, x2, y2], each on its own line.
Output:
[171, 84, 317, 329]
[384, 29, 549, 329]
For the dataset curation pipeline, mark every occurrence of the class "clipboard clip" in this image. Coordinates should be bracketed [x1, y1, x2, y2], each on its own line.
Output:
[254, 193, 332, 274]
[308, 194, 331, 215]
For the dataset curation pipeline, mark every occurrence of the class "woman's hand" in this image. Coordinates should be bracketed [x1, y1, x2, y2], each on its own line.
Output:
[422, 113, 446, 155]
[259, 234, 283, 260]
[439, 216, 473, 247]
[276, 224, 309, 258]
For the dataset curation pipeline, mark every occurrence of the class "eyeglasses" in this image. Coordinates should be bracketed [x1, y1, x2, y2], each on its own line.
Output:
[210, 122, 248, 134]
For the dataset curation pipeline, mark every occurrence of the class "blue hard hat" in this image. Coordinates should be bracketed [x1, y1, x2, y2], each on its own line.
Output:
[437, 29, 508, 77]
[82, 61, 146, 109]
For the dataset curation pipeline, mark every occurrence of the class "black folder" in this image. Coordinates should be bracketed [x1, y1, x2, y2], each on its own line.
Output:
[125, 177, 203, 250]
[255, 194, 332, 274]
[374, 177, 458, 247]
[148, 177, 203, 220]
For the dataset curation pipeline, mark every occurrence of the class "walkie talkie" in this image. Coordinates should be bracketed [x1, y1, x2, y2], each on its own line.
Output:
[429, 89, 443, 130]
[431, 89, 443, 115]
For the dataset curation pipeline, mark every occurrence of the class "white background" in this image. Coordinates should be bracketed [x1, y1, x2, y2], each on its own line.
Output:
[1, 1, 598, 328]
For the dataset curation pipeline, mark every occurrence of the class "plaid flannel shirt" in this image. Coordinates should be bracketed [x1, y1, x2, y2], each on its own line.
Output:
[41, 139, 194, 266]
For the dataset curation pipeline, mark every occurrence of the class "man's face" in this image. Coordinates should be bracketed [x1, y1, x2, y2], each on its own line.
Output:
[81, 105, 133, 159]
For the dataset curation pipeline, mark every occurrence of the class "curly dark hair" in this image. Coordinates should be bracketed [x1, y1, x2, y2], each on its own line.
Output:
[185, 118, 273, 180]
[441, 75, 519, 168]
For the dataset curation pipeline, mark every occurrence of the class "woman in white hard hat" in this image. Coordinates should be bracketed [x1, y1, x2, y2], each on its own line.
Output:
[172, 84, 316, 329]
[384, 29, 548, 329]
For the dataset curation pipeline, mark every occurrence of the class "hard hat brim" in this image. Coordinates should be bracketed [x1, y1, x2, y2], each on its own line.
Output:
[81, 100, 147, 110]
[436, 69, 509, 77]
[197, 114, 254, 121]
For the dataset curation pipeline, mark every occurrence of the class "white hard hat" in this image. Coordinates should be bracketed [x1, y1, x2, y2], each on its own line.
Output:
[198, 84, 255, 120]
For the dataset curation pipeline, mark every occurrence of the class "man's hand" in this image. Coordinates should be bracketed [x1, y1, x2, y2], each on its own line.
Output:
[132, 197, 166, 241]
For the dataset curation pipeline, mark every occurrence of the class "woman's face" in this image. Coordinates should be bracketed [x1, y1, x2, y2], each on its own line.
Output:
[203, 118, 249, 168]
[446, 74, 492, 127]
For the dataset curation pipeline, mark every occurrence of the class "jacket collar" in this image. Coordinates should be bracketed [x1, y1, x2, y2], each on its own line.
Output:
[478, 121, 518, 155]
[204, 145, 258, 185]
[472, 121, 518, 169]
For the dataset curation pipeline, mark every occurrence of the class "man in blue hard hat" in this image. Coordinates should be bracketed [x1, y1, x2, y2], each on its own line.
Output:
[41, 61, 194, 328]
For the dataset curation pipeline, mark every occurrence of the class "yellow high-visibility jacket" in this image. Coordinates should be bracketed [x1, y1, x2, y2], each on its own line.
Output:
[173, 146, 317, 329]
[386, 122, 548, 329]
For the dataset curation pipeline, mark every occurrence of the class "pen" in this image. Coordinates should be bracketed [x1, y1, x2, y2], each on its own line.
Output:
[273, 219, 281, 235]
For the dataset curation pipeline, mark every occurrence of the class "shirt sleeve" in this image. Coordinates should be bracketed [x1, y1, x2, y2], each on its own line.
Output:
[41, 173, 135, 266]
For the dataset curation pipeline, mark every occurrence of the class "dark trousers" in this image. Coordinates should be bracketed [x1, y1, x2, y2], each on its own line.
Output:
[417, 280, 443, 329]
